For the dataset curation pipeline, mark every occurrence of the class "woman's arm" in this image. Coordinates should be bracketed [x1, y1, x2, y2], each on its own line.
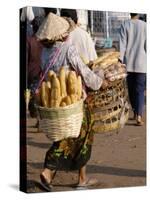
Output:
[67, 45, 104, 91]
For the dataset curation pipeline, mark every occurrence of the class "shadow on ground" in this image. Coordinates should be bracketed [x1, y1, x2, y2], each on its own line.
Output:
[28, 161, 146, 178]
[87, 164, 146, 177]
[27, 140, 50, 149]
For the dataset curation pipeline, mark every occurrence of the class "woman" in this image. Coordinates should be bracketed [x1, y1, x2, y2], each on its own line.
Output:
[36, 13, 106, 191]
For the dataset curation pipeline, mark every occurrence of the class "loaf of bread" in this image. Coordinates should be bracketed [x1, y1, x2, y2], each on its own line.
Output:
[48, 70, 55, 82]
[63, 96, 72, 105]
[67, 71, 77, 95]
[77, 75, 82, 100]
[50, 75, 61, 108]
[39, 68, 83, 108]
[59, 67, 67, 98]
[41, 81, 49, 107]
[92, 51, 120, 69]
[60, 101, 67, 107]
[70, 94, 78, 104]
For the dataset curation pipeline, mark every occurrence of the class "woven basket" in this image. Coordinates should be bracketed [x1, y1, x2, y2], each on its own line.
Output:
[87, 79, 129, 133]
[91, 100, 129, 133]
[36, 100, 83, 141]
[87, 79, 128, 109]
[92, 111, 129, 133]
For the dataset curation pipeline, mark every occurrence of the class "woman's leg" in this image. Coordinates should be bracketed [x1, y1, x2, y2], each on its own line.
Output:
[78, 165, 87, 184]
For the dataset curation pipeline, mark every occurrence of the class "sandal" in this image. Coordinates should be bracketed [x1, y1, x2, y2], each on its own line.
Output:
[76, 178, 98, 189]
[136, 115, 144, 126]
[40, 174, 53, 192]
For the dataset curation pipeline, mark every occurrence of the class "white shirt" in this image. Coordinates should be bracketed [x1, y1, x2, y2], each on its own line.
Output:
[68, 26, 97, 64]
[119, 19, 146, 73]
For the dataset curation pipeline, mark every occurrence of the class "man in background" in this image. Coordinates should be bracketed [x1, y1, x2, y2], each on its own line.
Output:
[119, 13, 146, 126]
[60, 9, 97, 64]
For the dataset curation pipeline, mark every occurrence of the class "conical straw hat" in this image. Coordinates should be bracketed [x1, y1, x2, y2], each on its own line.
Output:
[36, 13, 70, 41]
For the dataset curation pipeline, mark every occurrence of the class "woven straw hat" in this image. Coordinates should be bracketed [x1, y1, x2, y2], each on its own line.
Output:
[36, 13, 73, 41]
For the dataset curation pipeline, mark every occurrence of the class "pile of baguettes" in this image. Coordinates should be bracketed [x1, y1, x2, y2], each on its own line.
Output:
[38, 67, 82, 108]
[92, 51, 120, 69]
[92, 51, 127, 82]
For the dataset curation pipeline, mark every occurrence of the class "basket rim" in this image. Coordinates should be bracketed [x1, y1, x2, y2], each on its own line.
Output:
[36, 99, 84, 111]
[87, 79, 126, 94]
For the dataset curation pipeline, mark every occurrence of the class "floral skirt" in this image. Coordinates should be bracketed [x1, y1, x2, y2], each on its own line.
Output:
[44, 104, 94, 171]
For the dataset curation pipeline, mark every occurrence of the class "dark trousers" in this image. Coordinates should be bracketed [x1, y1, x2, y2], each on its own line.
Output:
[127, 72, 146, 116]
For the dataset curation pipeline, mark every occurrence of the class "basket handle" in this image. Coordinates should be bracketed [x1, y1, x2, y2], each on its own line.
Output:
[35, 42, 64, 94]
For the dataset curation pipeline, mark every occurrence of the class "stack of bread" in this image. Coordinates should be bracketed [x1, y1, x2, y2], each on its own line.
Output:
[104, 63, 127, 82]
[38, 67, 82, 108]
[92, 51, 127, 82]
[92, 51, 120, 69]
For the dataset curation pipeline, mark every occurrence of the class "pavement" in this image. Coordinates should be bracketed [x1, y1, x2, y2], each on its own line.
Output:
[26, 108, 146, 193]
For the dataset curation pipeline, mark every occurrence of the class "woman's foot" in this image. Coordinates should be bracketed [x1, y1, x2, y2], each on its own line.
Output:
[77, 166, 98, 189]
[77, 178, 98, 189]
[40, 169, 56, 191]
[136, 115, 144, 126]
[40, 173, 53, 191]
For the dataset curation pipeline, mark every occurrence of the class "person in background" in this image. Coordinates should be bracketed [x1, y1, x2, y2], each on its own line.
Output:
[32, 7, 45, 18]
[36, 13, 107, 191]
[27, 8, 58, 119]
[27, 16, 44, 118]
[20, 6, 35, 36]
[139, 14, 146, 22]
[119, 13, 146, 126]
[60, 9, 97, 65]
[27, 8, 58, 88]
[27, 16, 44, 92]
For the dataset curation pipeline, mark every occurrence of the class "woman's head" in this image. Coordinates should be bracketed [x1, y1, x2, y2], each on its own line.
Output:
[36, 12, 75, 43]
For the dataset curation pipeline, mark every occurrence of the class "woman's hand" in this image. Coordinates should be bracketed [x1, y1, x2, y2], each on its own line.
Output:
[93, 68, 104, 79]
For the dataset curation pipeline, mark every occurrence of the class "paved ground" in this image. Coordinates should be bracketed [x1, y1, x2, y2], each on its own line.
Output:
[26, 108, 146, 193]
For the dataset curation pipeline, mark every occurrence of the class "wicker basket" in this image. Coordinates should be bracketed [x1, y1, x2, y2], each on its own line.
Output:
[91, 100, 129, 133]
[36, 100, 83, 141]
[92, 112, 129, 133]
[87, 79, 128, 109]
[87, 79, 129, 134]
